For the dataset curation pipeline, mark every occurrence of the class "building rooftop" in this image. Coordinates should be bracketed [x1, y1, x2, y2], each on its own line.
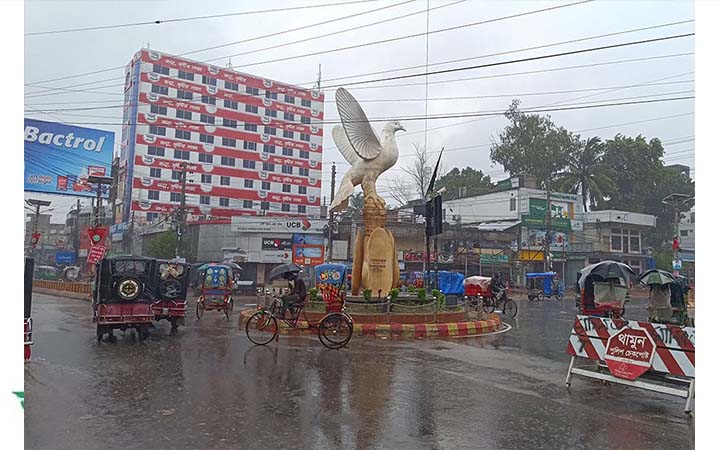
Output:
[581, 210, 656, 228]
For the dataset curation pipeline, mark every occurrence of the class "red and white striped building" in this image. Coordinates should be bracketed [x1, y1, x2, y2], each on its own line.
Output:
[116, 49, 324, 225]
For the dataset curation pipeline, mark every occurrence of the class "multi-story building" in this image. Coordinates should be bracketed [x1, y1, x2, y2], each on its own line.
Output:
[115, 49, 324, 225]
[679, 208, 695, 281]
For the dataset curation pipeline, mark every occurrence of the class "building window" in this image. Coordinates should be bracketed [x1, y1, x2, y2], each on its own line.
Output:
[151, 85, 168, 95]
[298, 167, 309, 177]
[300, 133, 310, 142]
[299, 150, 309, 159]
[281, 204, 290, 212]
[300, 116, 310, 124]
[261, 181, 271, 190]
[243, 141, 257, 151]
[243, 200, 253, 209]
[284, 112, 295, 121]
[301, 99, 311, 107]
[266, 109, 277, 118]
[298, 186, 307, 194]
[202, 75, 216, 86]
[283, 130, 293, 139]
[149, 126, 166, 136]
[630, 236, 640, 253]
[220, 176, 230, 186]
[223, 118, 238, 128]
[176, 110, 192, 120]
[147, 212, 159, 221]
[148, 190, 160, 200]
[298, 205, 306, 213]
[177, 90, 193, 100]
[178, 70, 194, 81]
[219, 198, 230, 207]
[150, 105, 167, 115]
[200, 195, 210, 205]
[201, 95, 216, 105]
[261, 201, 269, 211]
[222, 137, 236, 148]
[282, 165, 293, 174]
[225, 81, 239, 91]
[282, 184, 291, 193]
[263, 162, 275, 172]
[680, 230, 689, 237]
[509, 197, 517, 211]
[200, 114, 215, 124]
[150, 168, 161, 178]
[284, 94, 295, 104]
[243, 160, 256, 169]
[244, 124, 258, 132]
[611, 235, 622, 252]
[147, 146, 165, 156]
[264, 144, 275, 154]
[171, 170, 182, 180]
[170, 192, 182, 202]
[264, 127, 276, 136]
[152, 64, 170, 75]
[198, 153, 213, 163]
[224, 99, 239, 110]
[244, 179, 254, 188]
[200, 134, 214, 144]
[221, 156, 236, 167]
[174, 150, 190, 160]
[245, 104, 259, 114]
[175, 129, 191, 140]
[246, 86, 259, 96]
[282, 147, 293, 157]
[265, 91, 277, 100]
[201, 174, 212, 183]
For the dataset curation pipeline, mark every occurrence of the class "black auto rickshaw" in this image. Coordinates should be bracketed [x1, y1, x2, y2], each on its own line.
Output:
[93, 255, 156, 341]
[150, 259, 191, 331]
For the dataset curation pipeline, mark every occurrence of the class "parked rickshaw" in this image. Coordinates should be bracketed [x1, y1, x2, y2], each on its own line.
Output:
[638, 269, 693, 326]
[577, 261, 635, 318]
[25, 257, 34, 361]
[196, 263, 235, 319]
[151, 259, 190, 331]
[526, 272, 564, 301]
[463, 275, 493, 307]
[93, 255, 155, 341]
[246, 263, 354, 349]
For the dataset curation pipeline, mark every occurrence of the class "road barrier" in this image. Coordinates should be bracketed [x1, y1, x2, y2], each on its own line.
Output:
[33, 280, 91, 295]
[565, 315, 695, 414]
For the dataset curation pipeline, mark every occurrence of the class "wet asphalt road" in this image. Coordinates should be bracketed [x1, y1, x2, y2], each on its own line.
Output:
[25, 293, 693, 450]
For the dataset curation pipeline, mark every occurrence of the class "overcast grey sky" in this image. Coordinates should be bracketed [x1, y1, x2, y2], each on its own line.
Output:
[24, 0, 695, 222]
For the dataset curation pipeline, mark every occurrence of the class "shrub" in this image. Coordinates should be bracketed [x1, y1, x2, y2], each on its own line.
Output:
[432, 289, 446, 308]
[389, 288, 400, 302]
[417, 288, 426, 302]
[308, 287, 319, 302]
[363, 288, 372, 302]
[408, 285, 416, 293]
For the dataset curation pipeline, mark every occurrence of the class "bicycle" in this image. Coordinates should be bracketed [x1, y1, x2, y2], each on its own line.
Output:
[479, 288, 518, 318]
[245, 292, 353, 349]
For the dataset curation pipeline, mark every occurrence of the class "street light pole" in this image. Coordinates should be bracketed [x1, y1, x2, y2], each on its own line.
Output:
[26, 199, 51, 258]
[662, 193, 692, 276]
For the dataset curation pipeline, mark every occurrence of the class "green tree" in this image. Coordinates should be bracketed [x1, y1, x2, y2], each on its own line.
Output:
[490, 100, 574, 189]
[555, 136, 616, 212]
[436, 166, 493, 199]
[147, 231, 177, 259]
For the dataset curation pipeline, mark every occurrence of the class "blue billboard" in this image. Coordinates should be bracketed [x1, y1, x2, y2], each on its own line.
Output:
[55, 251, 76, 265]
[24, 118, 115, 198]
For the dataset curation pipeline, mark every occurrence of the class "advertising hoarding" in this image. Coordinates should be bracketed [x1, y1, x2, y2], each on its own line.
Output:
[24, 118, 115, 198]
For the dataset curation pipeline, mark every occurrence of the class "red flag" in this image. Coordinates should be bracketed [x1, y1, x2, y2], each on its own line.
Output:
[30, 233, 41, 248]
[672, 236, 680, 251]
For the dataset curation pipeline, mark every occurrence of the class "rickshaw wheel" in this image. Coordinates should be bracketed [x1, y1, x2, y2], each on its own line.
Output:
[224, 298, 234, 320]
[553, 294, 563, 302]
[318, 313, 353, 349]
[504, 299, 518, 318]
[245, 310, 278, 345]
[196, 302, 205, 320]
[481, 298, 495, 314]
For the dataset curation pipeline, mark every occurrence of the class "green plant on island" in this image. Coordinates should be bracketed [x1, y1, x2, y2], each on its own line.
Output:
[389, 288, 400, 302]
[363, 288, 372, 302]
[308, 287, 320, 302]
[417, 288, 426, 302]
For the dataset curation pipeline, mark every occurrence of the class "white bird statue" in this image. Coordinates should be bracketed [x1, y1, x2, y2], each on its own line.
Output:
[329, 87, 405, 213]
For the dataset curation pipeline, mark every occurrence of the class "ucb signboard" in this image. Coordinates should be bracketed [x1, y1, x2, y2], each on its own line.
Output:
[261, 238, 293, 250]
[231, 217, 326, 234]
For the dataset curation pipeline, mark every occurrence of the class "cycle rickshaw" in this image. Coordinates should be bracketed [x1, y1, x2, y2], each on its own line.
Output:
[577, 261, 635, 319]
[196, 263, 235, 319]
[638, 269, 693, 326]
[245, 263, 354, 349]
[463, 274, 518, 318]
[526, 272, 564, 301]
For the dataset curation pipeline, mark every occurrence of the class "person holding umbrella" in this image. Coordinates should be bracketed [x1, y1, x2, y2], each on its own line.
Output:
[266, 263, 306, 318]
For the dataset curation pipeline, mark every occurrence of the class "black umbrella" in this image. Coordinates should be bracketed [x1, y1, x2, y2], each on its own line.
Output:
[267, 263, 302, 281]
[637, 269, 677, 286]
[578, 261, 636, 288]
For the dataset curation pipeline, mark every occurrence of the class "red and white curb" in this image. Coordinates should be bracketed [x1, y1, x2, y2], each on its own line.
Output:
[240, 309, 502, 338]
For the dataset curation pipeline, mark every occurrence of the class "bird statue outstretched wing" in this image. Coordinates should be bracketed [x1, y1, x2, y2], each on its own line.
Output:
[335, 87, 382, 160]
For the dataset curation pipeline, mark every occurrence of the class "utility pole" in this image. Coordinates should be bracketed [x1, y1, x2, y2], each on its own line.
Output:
[544, 184, 552, 272]
[74, 198, 81, 262]
[88, 175, 113, 228]
[327, 162, 336, 262]
[27, 199, 51, 257]
[175, 162, 189, 259]
[662, 193, 692, 276]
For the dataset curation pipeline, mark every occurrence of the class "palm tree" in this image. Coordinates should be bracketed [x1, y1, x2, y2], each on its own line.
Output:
[556, 136, 616, 212]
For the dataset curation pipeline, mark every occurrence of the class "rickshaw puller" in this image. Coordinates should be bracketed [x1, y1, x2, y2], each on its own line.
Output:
[279, 272, 307, 318]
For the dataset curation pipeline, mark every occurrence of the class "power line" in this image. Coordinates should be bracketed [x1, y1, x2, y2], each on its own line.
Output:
[24, 0, 384, 36]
